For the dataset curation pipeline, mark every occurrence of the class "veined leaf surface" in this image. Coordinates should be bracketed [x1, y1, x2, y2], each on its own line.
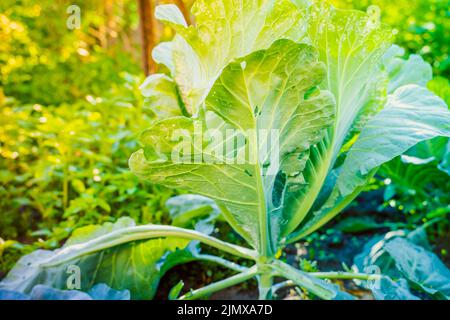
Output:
[130, 40, 335, 254]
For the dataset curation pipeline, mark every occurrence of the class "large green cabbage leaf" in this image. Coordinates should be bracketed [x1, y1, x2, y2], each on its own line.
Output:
[153, 0, 306, 115]
[382, 44, 433, 94]
[0, 218, 193, 300]
[134, 0, 450, 250]
[308, 0, 394, 157]
[0, 284, 130, 300]
[285, 2, 450, 241]
[290, 85, 450, 240]
[354, 230, 450, 299]
[131, 39, 335, 255]
[337, 85, 450, 195]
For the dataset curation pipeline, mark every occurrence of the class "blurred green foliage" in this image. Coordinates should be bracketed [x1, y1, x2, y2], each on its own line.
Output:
[0, 73, 179, 273]
[0, 75, 174, 237]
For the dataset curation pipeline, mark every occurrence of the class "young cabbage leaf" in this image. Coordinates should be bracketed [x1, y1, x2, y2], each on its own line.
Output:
[382, 44, 433, 93]
[0, 218, 194, 300]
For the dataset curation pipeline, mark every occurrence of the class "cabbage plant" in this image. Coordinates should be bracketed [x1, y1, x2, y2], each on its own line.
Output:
[1, 0, 449, 300]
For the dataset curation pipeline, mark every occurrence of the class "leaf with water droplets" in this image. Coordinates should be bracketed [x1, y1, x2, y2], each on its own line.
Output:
[154, 0, 307, 115]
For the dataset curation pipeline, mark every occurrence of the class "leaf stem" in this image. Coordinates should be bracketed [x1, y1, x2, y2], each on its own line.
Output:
[195, 253, 249, 273]
[42, 225, 257, 267]
[273, 271, 383, 295]
[179, 266, 259, 300]
[258, 271, 274, 300]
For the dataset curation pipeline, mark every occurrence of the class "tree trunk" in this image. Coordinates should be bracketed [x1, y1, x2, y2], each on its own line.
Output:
[104, 0, 114, 49]
[138, 0, 157, 75]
